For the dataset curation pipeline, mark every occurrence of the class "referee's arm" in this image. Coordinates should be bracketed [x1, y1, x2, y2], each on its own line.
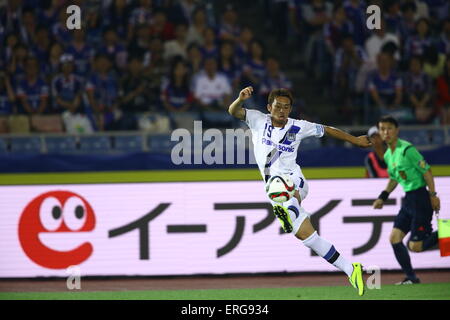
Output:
[423, 169, 441, 212]
[373, 179, 398, 209]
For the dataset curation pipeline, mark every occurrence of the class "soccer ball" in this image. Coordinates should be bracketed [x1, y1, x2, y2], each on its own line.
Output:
[265, 175, 295, 203]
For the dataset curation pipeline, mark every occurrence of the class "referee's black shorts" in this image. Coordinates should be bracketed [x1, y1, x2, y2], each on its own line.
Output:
[393, 186, 434, 241]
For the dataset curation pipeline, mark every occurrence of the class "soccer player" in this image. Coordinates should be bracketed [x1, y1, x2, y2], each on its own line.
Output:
[372, 116, 440, 284]
[228, 86, 371, 296]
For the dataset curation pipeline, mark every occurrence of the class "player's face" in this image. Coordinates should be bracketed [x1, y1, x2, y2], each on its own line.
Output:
[378, 122, 399, 144]
[268, 96, 292, 125]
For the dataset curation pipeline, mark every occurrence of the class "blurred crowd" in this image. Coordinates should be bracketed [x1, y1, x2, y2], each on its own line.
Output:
[0, 0, 449, 136]
[0, 0, 294, 134]
[273, 0, 450, 125]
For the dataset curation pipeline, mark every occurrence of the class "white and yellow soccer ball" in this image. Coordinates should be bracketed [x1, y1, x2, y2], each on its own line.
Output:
[265, 175, 295, 203]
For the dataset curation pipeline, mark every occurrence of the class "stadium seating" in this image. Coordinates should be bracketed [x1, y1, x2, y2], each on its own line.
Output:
[79, 136, 112, 153]
[429, 129, 446, 145]
[0, 138, 7, 153]
[300, 137, 322, 150]
[114, 135, 143, 153]
[399, 130, 429, 146]
[0, 117, 8, 133]
[10, 137, 41, 153]
[30, 115, 64, 133]
[147, 134, 177, 153]
[45, 136, 77, 154]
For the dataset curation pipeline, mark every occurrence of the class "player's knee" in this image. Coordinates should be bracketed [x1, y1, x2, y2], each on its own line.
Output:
[408, 241, 423, 252]
[389, 234, 402, 244]
[389, 229, 405, 244]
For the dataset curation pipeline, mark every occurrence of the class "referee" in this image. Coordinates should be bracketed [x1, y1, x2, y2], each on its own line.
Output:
[372, 116, 441, 284]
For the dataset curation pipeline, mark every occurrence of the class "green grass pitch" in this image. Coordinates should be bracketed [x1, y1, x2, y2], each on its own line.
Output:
[1, 283, 449, 300]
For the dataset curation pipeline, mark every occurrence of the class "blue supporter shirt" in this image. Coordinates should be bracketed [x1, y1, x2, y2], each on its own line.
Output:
[51, 74, 84, 112]
[86, 73, 118, 109]
[65, 44, 95, 77]
[162, 82, 193, 110]
[343, 0, 367, 45]
[16, 77, 49, 113]
[368, 71, 402, 106]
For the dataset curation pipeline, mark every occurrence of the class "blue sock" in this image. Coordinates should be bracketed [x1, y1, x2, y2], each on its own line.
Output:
[392, 242, 417, 280]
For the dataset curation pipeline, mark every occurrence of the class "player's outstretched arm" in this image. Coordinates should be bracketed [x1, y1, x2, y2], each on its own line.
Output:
[373, 179, 398, 209]
[324, 126, 371, 148]
[228, 86, 253, 120]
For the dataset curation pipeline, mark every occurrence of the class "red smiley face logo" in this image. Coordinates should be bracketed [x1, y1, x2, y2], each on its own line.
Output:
[18, 191, 96, 269]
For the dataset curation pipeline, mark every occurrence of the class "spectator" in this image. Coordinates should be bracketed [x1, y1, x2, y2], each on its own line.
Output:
[186, 7, 208, 46]
[51, 54, 84, 114]
[402, 0, 429, 19]
[404, 18, 433, 60]
[323, 5, 354, 57]
[161, 57, 194, 114]
[218, 40, 240, 91]
[241, 39, 267, 103]
[383, 0, 402, 35]
[127, 0, 154, 42]
[365, 19, 400, 64]
[193, 57, 232, 127]
[1, 33, 20, 69]
[106, 0, 131, 39]
[0, 71, 16, 115]
[51, 8, 72, 47]
[218, 4, 240, 42]
[398, 1, 418, 42]
[16, 56, 49, 115]
[186, 43, 204, 77]
[163, 22, 189, 62]
[31, 26, 52, 65]
[333, 34, 367, 122]
[149, 9, 175, 42]
[343, 0, 368, 46]
[86, 54, 120, 131]
[37, 0, 62, 27]
[85, 9, 104, 46]
[98, 28, 128, 72]
[66, 29, 95, 78]
[436, 54, 450, 124]
[367, 52, 412, 122]
[260, 57, 292, 100]
[199, 27, 219, 60]
[421, 0, 448, 24]
[235, 26, 254, 65]
[128, 23, 152, 62]
[48, 42, 64, 79]
[120, 56, 153, 114]
[144, 36, 167, 99]
[170, 0, 199, 25]
[423, 45, 446, 80]
[19, 7, 37, 47]
[364, 126, 389, 178]
[437, 19, 450, 55]
[403, 55, 434, 123]
[8, 43, 29, 83]
[302, 0, 333, 77]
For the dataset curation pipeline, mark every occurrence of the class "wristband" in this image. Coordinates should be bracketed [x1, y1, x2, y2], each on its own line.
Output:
[378, 191, 389, 201]
[429, 191, 437, 197]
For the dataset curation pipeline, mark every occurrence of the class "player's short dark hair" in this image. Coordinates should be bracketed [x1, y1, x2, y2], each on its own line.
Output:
[268, 88, 293, 106]
[378, 115, 399, 128]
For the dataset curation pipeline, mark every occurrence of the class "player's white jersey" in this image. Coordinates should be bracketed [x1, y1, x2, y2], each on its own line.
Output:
[244, 108, 325, 182]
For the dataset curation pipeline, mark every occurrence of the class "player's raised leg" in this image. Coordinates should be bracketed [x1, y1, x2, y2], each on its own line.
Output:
[296, 217, 365, 296]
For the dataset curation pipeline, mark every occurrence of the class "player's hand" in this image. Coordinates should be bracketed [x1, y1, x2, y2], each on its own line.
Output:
[353, 135, 372, 148]
[238, 86, 253, 101]
[373, 199, 384, 209]
[430, 195, 440, 213]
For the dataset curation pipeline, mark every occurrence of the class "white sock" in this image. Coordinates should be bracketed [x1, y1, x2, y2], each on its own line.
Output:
[302, 231, 354, 277]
